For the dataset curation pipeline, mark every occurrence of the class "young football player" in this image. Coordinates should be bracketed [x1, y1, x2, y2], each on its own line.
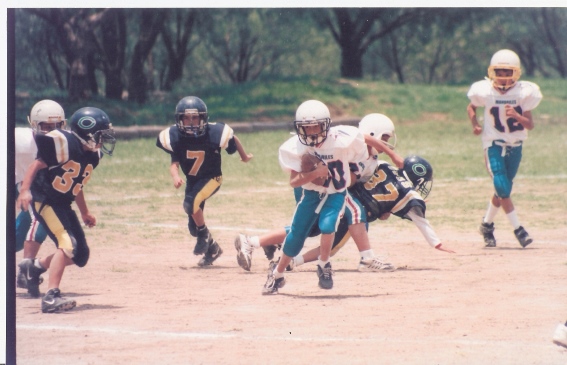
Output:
[15, 100, 65, 290]
[287, 155, 455, 270]
[262, 100, 368, 294]
[240, 153, 454, 273]
[16, 107, 116, 313]
[467, 49, 543, 248]
[156, 96, 253, 266]
[237, 113, 405, 273]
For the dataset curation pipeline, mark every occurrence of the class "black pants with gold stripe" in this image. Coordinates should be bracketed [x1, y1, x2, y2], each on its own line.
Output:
[32, 201, 90, 267]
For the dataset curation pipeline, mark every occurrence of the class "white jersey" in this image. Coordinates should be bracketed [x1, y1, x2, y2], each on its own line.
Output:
[15, 127, 38, 186]
[467, 79, 542, 149]
[355, 153, 380, 183]
[279, 125, 368, 194]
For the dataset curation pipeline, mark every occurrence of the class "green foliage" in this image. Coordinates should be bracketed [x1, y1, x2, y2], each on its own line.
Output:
[16, 77, 567, 133]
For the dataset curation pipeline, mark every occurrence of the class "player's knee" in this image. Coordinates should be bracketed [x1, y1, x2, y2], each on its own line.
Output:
[72, 246, 90, 267]
[319, 217, 339, 235]
[70, 235, 90, 267]
[183, 198, 195, 215]
[494, 179, 512, 199]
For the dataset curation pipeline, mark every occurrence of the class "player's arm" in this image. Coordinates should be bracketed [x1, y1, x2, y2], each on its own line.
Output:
[289, 164, 328, 188]
[169, 161, 184, 189]
[505, 106, 534, 130]
[75, 190, 96, 228]
[232, 135, 253, 163]
[406, 208, 455, 253]
[363, 135, 404, 169]
[467, 103, 483, 136]
[16, 159, 47, 211]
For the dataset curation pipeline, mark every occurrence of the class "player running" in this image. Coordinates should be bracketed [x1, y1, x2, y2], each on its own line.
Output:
[467, 49, 542, 248]
[156, 96, 253, 266]
[17, 107, 116, 313]
[262, 100, 368, 294]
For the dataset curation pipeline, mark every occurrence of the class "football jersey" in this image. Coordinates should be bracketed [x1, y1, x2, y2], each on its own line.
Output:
[279, 125, 368, 194]
[15, 127, 38, 185]
[354, 152, 380, 183]
[350, 160, 425, 222]
[156, 123, 235, 185]
[32, 129, 102, 206]
[467, 79, 542, 149]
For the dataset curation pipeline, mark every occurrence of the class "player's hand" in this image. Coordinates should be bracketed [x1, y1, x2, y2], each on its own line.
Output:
[82, 212, 97, 228]
[313, 163, 329, 179]
[16, 190, 32, 211]
[392, 154, 404, 169]
[435, 243, 455, 253]
[379, 212, 391, 220]
[504, 104, 518, 118]
[172, 176, 184, 189]
[241, 153, 254, 163]
[472, 124, 483, 135]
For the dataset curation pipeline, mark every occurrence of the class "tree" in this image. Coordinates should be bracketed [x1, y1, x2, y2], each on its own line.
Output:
[26, 9, 111, 101]
[98, 8, 127, 99]
[127, 9, 166, 104]
[160, 9, 201, 91]
[320, 8, 420, 79]
[203, 9, 286, 84]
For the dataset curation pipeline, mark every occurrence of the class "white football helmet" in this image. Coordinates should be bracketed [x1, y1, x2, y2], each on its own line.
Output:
[487, 49, 522, 92]
[294, 100, 331, 146]
[358, 113, 397, 150]
[28, 99, 66, 134]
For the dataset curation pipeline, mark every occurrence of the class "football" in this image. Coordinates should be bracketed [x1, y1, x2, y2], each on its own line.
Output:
[301, 154, 326, 186]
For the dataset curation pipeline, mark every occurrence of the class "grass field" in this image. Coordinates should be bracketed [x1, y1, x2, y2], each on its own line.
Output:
[13, 80, 567, 364]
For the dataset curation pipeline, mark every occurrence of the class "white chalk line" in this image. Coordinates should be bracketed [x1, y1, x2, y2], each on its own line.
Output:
[14, 324, 555, 349]
[108, 222, 566, 245]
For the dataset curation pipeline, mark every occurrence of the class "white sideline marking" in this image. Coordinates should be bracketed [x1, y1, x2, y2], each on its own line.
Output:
[111, 221, 566, 245]
[14, 324, 554, 349]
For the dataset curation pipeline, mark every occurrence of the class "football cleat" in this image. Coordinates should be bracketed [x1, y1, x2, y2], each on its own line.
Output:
[553, 323, 567, 348]
[262, 244, 279, 261]
[234, 234, 254, 271]
[41, 288, 76, 313]
[198, 241, 223, 267]
[358, 257, 396, 272]
[514, 226, 533, 248]
[262, 260, 286, 295]
[194, 226, 212, 255]
[16, 259, 43, 289]
[317, 262, 333, 290]
[22, 259, 47, 298]
[479, 221, 496, 247]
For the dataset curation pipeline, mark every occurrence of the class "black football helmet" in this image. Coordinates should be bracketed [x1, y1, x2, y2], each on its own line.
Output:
[69, 107, 116, 156]
[175, 96, 208, 137]
[402, 155, 433, 199]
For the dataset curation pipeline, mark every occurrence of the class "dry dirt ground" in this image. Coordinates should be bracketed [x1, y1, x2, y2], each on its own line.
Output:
[14, 203, 567, 365]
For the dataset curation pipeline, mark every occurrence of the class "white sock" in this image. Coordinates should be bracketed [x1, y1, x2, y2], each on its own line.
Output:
[293, 255, 304, 267]
[33, 259, 44, 270]
[318, 258, 329, 268]
[359, 249, 374, 261]
[506, 210, 521, 230]
[484, 200, 499, 223]
[249, 236, 260, 248]
[273, 269, 284, 279]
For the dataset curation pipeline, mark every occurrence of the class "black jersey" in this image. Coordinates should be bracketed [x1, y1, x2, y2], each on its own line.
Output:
[156, 123, 236, 186]
[350, 161, 426, 223]
[32, 129, 101, 206]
